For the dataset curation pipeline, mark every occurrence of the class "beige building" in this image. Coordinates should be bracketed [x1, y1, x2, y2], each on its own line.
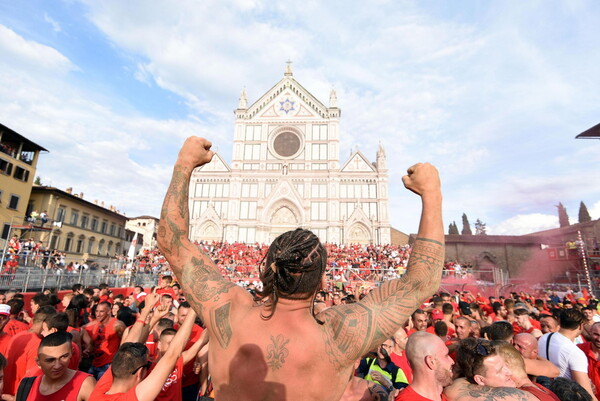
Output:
[0, 123, 47, 244]
[126, 216, 159, 252]
[190, 63, 391, 245]
[28, 186, 127, 263]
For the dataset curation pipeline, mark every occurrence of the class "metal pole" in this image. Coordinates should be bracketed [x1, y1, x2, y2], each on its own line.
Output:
[24, 269, 31, 292]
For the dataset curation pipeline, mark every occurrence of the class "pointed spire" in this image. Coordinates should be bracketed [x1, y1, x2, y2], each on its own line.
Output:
[329, 88, 338, 108]
[377, 141, 386, 157]
[238, 87, 248, 109]
[285, 59, 293, 76]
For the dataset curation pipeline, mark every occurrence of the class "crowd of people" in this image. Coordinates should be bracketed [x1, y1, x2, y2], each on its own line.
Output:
[0, 273, 599, 400]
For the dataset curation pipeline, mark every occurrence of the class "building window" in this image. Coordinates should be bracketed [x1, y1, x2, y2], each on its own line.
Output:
[0, 158, 13, 176]
[80, 215, 89, 229]
[311, 202, 327, 221]
[310, 183, 327, 199]
[1, 224, 10, 240]
[311, 125, 328, 140]
[56, 207, 66, 223]
[64, 235, 73, 252]
[91, 217, 98, 231]
[98, 240, 105, 254]
[118, 227, 123, 238]
[266, 163, 281, 170]
[239, 201, 257, 219]
[101, 221, 108, 234]
[8, 195, 19, 210]
[76, 237, 84, 253]
[241, 183, 258, 198]
[238, 227, 256, 243]
[107, 241, 113, 255]
[243, 144, 261, 160]
[311, 163, 327, 170]
[242, 163, 259, 170]
[311, 143, 328, 160]
[245, 125, 261, 141]
[13, 166, 30, 182]
[290, 163, 305, 170]
[87, 238, 95, 253]
[109, 224, 116, 236]
[70, 211, 79, 226]
[49, 235, 59, 250]
[312, 228, 327, 242]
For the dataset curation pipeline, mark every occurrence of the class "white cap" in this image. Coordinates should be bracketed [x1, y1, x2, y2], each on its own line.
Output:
[0, 304, 10, 316]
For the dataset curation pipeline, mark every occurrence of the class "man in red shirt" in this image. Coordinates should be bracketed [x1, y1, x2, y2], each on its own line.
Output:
[88, 309, 198, 401]
[0, 304, 12, 355]
[174, 302, 204, 399]
[407, 309, 429, 336]
[395, 331, 453, 401]
[16, 331, 95, 401]
[578, 321, 600, 400]
[83, 301, 125, 380]
[3, 306, 56, 396]
[4, 299, 29, 336]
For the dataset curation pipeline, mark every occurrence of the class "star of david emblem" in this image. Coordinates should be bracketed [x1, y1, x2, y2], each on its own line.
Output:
[279, 98, 295, 114]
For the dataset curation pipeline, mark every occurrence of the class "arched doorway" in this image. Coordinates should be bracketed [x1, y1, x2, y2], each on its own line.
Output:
[269, 204, 299, 243]
[347, 223, 371, 245]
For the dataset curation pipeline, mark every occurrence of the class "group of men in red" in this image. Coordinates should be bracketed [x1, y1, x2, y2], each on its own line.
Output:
[0, 276, 206, 401]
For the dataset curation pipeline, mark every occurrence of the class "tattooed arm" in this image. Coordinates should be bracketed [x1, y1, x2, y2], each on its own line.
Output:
[320, 163, 444, 366]
[157, 137, 251, 338]
[444, 378, 539, 401]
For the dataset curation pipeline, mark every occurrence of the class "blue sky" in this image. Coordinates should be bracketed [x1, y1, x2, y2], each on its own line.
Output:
[0, 0, 598, 236]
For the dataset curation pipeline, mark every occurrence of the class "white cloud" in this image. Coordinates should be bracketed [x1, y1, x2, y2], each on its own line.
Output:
[489, 213, 558, 236]
[44, 13, 62, 32]
[0, 25, 74, 74]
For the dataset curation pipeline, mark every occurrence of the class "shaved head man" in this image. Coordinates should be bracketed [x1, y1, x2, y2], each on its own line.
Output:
[513, 333, 538, 360]
[396, 331, 454, 401]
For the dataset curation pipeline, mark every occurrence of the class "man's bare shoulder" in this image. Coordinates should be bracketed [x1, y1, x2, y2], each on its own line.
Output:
[444, 378, 538, 401]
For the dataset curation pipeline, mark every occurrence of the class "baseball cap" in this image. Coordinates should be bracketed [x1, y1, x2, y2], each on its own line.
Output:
[458, 301, 472, 315]
[431, 309, 444, 321]
[0, 304, 10, 316]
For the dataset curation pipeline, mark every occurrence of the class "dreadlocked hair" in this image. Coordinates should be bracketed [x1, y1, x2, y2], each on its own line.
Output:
[258, 228, 327, 321]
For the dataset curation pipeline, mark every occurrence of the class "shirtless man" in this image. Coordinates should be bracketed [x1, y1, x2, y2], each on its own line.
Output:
[158, 136, 444, 401]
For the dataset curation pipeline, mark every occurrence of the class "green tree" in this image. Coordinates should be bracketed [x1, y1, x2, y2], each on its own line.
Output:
[579, 201, 592, 223]
[556, 202, 570, 227]
[34, 176, 42, 185]
[448, 221, 459, 235]
[475, 219, 487, 235]
[461, 213, 472, 235]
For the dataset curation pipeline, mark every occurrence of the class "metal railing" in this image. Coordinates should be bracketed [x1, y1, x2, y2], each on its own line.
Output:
[0, 268, 160, 292]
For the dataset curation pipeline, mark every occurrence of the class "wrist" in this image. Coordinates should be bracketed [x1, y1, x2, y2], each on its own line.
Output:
[136, 318, 146, 326]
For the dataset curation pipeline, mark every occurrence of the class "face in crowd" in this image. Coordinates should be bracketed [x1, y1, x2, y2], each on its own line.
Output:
[413, 312, 428, 332]
[36, 342, 72, 381]
[455, 318, 472, 340]
[95, 303, 111, 324]
[540, 316, 559, 334]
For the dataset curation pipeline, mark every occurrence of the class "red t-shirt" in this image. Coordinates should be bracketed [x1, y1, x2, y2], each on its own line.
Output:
[4, 319, 29, 336]
[90, 386, 138, 401]
[154, 356, 184, 401]
[578, 342, 600, 400]
[25, 370, 91, 401]
[426, 325, 456, 338]
[182, 324, 203, 388]
[0, 331, 11, 355]
[84, 318, 122, 367]
[390, 352, 413, 383]
[395, 385, 448, 401]
[3, 331, 42, 395]
[520, 384, 560, 401]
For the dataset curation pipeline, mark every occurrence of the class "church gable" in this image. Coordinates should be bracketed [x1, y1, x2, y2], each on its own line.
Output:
[340, 151, 376, 173]
[196, 152, 231, 172]
[245, 76, 329, 120]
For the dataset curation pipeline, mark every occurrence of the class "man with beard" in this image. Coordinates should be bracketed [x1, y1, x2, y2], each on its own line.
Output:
[395, 332, 453, 401]
[357, 338, 408, 392]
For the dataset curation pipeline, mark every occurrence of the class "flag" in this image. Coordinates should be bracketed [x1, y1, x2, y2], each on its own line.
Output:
[128, 232, 138, 260]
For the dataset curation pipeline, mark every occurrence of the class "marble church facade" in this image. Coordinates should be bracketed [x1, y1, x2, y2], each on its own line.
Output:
[189, 64, 391, 245]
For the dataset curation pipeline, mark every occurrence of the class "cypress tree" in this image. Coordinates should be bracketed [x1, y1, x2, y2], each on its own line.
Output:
[556, 203, 570, 227]
[461, 213, 472, 235]
[579, 201, 592, 223]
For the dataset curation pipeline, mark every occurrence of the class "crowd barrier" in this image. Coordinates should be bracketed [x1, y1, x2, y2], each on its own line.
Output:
[0, 268, 159, 292]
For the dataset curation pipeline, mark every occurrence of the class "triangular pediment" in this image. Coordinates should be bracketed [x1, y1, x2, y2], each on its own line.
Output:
[243, 76, 329, 120]
[261, 179, 305, 222]
[199, 203, 222, 222]
[340, 151, 376, 173]
[347, 205, 370, 225]
[195, 152, 231, 172]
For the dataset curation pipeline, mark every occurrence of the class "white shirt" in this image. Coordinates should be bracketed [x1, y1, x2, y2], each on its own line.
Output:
[538, 331, 588, 379]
